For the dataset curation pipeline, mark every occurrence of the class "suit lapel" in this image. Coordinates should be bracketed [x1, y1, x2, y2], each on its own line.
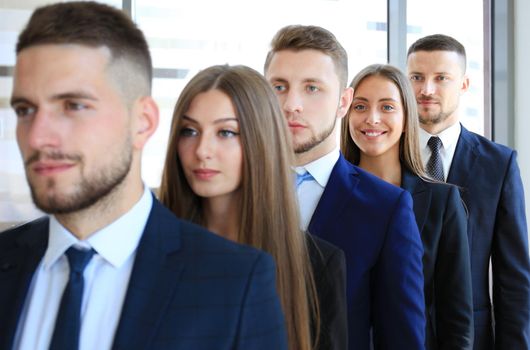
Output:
[308, 154, 359, 236]
[447, 125, 479, 190]
[112, 199, 184, 350]
[401, 169, 431, 233]
[0, 218, 48, 350]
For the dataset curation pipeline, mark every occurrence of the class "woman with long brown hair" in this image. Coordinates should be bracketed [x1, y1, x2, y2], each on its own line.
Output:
[159, 64, 346, 350]
[341, 63, 473, 349]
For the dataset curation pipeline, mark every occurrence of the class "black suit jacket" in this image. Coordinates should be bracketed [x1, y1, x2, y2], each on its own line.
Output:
[307, 234, 347, 350]
[0, 197, 288, 350]
[402, 169, 473, 349]
[447, 125, 530, 350]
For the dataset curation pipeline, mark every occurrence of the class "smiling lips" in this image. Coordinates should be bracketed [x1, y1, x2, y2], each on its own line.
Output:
[362, 129, 387, 138]
[193, 168, 220, 180]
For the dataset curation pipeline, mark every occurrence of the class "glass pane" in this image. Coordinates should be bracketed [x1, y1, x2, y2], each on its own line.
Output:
[407, 0, 485, 136]
[134, 0, 388, 189]
[0, 0, 122, 228]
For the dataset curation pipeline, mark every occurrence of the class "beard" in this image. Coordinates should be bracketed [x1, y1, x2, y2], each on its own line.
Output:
[26, 142, 132, 215]
[417, 97, 458, 126]
[294, 117, 336, 154]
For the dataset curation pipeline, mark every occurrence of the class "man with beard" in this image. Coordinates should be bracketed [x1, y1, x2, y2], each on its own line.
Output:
[407, 34, 530, 350]
[264, 25, 425, 350]
[0, 2, 287, 350]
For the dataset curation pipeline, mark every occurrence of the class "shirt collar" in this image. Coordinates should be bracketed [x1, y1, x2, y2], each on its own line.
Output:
[294, 148, 340, 188]
[43, 186, 153, 269]
[419, 122, 461, 150]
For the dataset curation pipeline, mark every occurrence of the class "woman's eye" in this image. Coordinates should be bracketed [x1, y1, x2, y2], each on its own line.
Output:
[382, 105, 395, 111]
[180, 127, 197, 137]
[219, 129, 239, 138]
[353, 104, 366, 111]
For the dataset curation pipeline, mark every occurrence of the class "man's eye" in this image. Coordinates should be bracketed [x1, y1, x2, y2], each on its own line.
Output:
[307, 85, 319, 93]
[410, 75, 423, 81]
[179, 127, 197, 137]
[65, 101, 87, 111]
[13, 105, 36, 118]
[273, 85, 286, 93]
[438, 76, 448, 81]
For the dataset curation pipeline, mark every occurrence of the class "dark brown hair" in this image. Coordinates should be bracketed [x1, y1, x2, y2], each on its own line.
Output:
[16, 1, 152, 98]
[159, 65, 318, 350]
[264, 25, 349, 88]
[407, 34, 467, 73]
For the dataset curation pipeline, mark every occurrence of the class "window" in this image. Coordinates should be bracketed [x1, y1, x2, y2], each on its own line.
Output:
[407, 0, 485, 136]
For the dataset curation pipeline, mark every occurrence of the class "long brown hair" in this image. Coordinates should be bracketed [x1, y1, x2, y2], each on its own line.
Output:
[159, 64, 318, 350]
[341, 64, 427, 177]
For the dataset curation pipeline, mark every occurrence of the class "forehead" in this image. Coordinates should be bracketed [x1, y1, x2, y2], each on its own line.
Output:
[266, 49, 340, 85]
[13, 44, 113, 95]
[407, 50, 464, 75]
[185, 89, 237, 121]
[355, 75, 401, 99]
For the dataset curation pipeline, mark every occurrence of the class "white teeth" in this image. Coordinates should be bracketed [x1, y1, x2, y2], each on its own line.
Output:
[364, 131, 383, 137]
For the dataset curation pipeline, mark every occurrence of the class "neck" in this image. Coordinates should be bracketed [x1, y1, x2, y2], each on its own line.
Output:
[55, 173, 144, 240]
[359, 152, 402, 187]
[421, 115, 459, 135]
[202, 194, 240, 242]
[295, 134, 337, 166]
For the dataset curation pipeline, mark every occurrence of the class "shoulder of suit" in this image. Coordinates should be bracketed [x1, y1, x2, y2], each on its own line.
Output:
[0, 216, 48, 250]
[463, 128, 515, 159]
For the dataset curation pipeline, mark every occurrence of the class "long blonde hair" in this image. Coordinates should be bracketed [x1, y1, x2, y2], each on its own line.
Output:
[341, 63, 427, 177]
[159, 65, 318, 350]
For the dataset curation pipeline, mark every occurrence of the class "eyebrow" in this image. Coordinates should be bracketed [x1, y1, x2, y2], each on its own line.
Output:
[10, 91, 98, 107]
[268, 77, 324, 84]
[182, 115, 239, 124]
[353, 96, 399, 103]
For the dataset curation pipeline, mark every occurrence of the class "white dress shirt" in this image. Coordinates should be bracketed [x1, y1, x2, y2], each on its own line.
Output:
[419, 122, 461, 181]
[14, 186, 153, 350]
[294, 148, 340, 231]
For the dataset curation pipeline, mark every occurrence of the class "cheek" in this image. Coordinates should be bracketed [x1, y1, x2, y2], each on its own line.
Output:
[348, 114, 361, 138]
[177, 139, 193, 166]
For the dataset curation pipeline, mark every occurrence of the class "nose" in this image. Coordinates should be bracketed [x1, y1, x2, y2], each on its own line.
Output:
[19, 107, 61, 151]
[365, 108, 381, 125]
[195, 133, 214, 160]
[282, 90, 303, 114]
[420, 79, 436, 96]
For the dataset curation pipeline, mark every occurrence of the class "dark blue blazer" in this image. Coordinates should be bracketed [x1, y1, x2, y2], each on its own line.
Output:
[402, 169, 473, 349]
[447, 125, 530, 350]
[0, 197, 287, 350]
[308, 154, 425, 350]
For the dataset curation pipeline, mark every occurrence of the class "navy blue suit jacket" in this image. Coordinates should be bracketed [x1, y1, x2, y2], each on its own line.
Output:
[308, 154, 425, 350]
[0, 197, 287, 350]
[402, 169, 473, 349]
[447, 125, 530, 350]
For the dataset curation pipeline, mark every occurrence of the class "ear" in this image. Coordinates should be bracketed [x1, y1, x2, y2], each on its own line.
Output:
[460, 74, 470, 94]
[132, 96, 159, 150]
[337, 86, 354, 119]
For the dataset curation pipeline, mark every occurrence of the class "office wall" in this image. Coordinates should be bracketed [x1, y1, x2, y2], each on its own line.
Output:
[514, 0, 530, 234]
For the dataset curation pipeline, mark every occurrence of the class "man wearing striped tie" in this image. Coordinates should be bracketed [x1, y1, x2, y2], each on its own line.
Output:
[407, 34, 530, 350]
